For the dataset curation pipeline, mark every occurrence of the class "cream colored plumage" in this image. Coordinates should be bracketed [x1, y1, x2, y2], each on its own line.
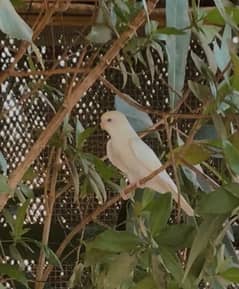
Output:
[100, 111, 194, 216]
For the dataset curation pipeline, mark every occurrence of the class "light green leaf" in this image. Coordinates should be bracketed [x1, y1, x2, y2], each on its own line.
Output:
[223, 140, 239, 174]
[220, 267, 239, 282]
[87, 230, 140, 253]
[0, 263, 28, 287]
[0, 284, 6, 289]
[119, 60, 128, 88]
[174, 143, 211, 165]
[104, 253, 135, 289]
[166, 0, 191, 108]
[213, 0, 238, 30]
[87, 24, 112, 44]
[204, 7, 239, 26]
[0, 0, 32, 41]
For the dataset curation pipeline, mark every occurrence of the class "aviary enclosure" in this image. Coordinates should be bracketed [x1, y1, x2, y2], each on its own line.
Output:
[0, 0, 239, 289]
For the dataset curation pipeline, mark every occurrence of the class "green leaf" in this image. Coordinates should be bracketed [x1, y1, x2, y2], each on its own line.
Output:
[0, 175, 11, 195]
[183, 216, 225, 281]
[87, 230, 140, 253]
[88, 166, 107, 204]
[75, 120, 95, 149]
[223, 140, 239, 174]
[145, 193, 172, 236]
[220, 267, 239, 283]
[160, 248, 196, 289]
[115, 95, 154, 132]
[157, 224, 195, 250]
[119, 60, 128, 88]
[146, 46, 155, 81]
[104, 253, 136, 289]
[87, 24, 112, 44]
[43, 245, 63, 270]
[0, 151, 7, 174]
[131, 275, 157, 289]
[188, 80, 211, 103]
[0, 0, 32, 41]
[0, 263, 28, 287]
[156, 27, 186, 35]
[67, 160, 80, 203]
[166, 0, 191, 108]
[197, 185, 239, 215]
[0, 284, 6, 289]
[174, 143, 211, 165]
[204, 7, 239, 26]
[212, 0, 238, 30]
[13, 199, 30, 241]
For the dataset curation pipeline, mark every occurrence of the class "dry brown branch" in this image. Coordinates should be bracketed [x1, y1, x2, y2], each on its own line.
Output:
[9, 67, 89, 78]
[41, 159, 171, 283]
[0, 0, 160, 212]
[35, 147, 62, 289]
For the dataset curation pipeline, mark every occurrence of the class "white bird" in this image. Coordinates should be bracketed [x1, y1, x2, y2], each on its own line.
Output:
[100, 110, 194, 216]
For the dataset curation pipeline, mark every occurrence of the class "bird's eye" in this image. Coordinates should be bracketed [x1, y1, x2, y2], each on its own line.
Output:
[107, 118, 112, 122]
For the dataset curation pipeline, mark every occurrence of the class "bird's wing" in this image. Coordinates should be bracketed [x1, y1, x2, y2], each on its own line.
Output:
[107, 140, 128, 174]
[129, 137, 161, 172]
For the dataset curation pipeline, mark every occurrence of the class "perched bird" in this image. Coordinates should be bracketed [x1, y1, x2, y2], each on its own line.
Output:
[100, 110, 194, 216]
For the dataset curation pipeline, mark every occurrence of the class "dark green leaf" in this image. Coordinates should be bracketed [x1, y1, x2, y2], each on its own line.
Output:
[160, 248, 196, 289]
[188, 80, 211, 102]
[131, 275, 157, 289]
[76, 122, 95, 150]
[145, 193, 172, 236]
[156, 27, 186, 35]
[220, 267, 239, 282]
[197, 185, 239, 215]
[157, 224, 195, 250]
[0, 263, 28, 287]
[223, 140, 239, 174]
[184, 216, 225, 281]
[87, 230, 140, 253]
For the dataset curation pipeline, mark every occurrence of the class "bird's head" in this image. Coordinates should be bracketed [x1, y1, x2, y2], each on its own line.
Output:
[100, 110, 135, 137]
